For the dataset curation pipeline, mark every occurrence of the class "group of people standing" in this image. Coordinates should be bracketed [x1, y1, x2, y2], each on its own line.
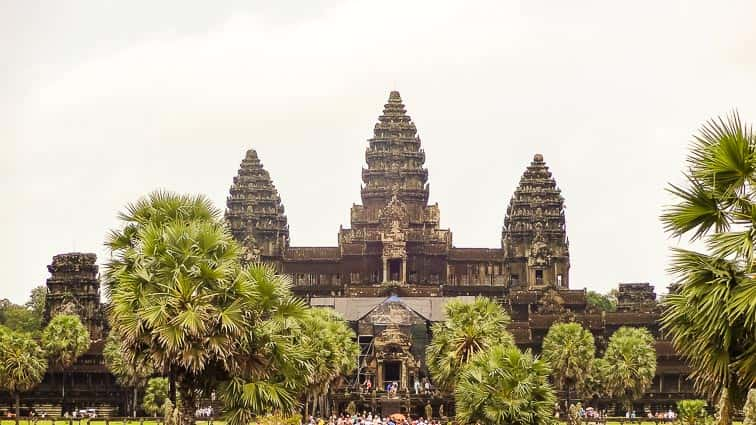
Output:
[306, 412, 441, 425]
[361, 377, 433, 396]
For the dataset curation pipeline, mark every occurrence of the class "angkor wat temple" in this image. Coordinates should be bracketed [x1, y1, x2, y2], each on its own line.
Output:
[225, 91, 695, 417]
[3, 91, 695, 418]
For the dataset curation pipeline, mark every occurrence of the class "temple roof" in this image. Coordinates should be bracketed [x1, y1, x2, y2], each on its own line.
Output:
[226, 149, 289, 256]
[502, 153, 567, 248]
[309, 296, 475, 322]
[360, 91, 429, 207]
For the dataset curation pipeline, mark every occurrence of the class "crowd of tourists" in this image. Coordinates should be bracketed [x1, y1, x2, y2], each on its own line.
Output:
[361, 378, 435, 397]
[305, 412, 442, 425]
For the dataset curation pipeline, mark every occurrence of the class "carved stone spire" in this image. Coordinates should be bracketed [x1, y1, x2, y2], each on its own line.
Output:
[361, 91, 429, 208]
[502, 154, 569, 289]
[226, 149, 289, 259]
[44, 252, 105, 340]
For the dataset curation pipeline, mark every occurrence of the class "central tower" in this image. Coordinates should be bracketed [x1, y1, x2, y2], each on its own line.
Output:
[339, 91, 451, 285]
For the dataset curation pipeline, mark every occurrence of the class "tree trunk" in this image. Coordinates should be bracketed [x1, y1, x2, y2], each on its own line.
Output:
[14, 392, 20, 425]
[62, 372, 67, 413]
[133, 387, 138, 417]
[169, 370, 177, 404]
[717, 387, 732, 425]
[177, 385, 196, 425]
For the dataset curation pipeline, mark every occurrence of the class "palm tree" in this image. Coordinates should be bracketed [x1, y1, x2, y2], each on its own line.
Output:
[661, 113, 756, 423]
[143, 377, 169, 417]
[541, 322, 596, 410]
[40, 314, 90, 408]
[577, 357, 609, 403]
[602, 327, 656, 413]
[300, 308, 359, 418]
[426, 297, 514, 391]
[0, 327, 48, 420]
[455, 344, 556, 425]
[107, 191, 310, 425]
[103, 331, 153, 417]
[219, 264, 314, 425]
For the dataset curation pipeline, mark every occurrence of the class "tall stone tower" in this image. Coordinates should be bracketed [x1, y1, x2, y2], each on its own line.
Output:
[339, 91, 450, 284]
[360, 90, 429, 208]
[226, 149, 289, 261]
[44, 253, 105, 340]
[502, 154, 569, 289]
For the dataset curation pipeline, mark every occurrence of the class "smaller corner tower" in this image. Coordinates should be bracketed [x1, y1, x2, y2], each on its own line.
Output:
[502, 154, 569, 290]
[226, 149, 289, 262]
[44, 252, 105, 340]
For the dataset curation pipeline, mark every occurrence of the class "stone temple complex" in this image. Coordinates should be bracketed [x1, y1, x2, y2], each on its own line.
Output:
[224, 91, 695, 417]
[2, 91, 696, 418]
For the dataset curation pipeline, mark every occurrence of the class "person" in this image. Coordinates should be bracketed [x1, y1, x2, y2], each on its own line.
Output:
[413, 378, 420, 394]
[365, 377, 372, 393]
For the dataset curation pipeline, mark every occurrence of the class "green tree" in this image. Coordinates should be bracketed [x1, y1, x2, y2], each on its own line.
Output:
[455, 345, 556, 425]
[0, 326, 48, 419]
[300, 308, 359, 418]
[426, 298, 514, 391]
[0, 299, 41, 334]
[585, 291, 617, 312]
[743, 388, 756, 425]
[677, 400, 708, 425]
[103, 331, 153, 417]
[107, 191, 311, 425]
[602, 327, 656, 413]
[143, 377, 169, 417]
[40, 314, 90, 405]
[576, 357, 609, 401]
[660, 113, 756, 424]
[25, 286, 47, 322]
[541, 322, 595, 409]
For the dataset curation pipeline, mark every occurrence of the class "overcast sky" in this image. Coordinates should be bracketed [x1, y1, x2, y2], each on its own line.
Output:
[3, 1, 756, 304]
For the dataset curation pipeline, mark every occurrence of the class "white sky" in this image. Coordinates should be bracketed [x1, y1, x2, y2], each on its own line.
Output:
[3, 0, 756, 304]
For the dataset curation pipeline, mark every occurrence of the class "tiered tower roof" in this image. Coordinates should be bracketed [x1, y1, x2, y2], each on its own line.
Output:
[226, 149, 289, 257]
[44, 252, 105, 340]
[361, 91, 429, 208]
[502, 154, 568, 250]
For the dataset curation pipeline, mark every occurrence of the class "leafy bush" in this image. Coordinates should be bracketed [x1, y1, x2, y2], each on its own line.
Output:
[677, 399, 708, 425]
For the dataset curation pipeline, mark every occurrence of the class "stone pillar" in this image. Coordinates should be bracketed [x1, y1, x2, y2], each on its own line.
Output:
[401, 258, 406, 283]
[400, 362, 406, 390]
[377, 361, 384, 391]
[383, 258, 388, 283]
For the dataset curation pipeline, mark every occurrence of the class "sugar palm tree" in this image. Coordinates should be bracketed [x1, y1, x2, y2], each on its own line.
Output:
[661, 113, 756, 423]
[0, 327, 48, 419]
[541, 322, 595, 409]
[40, 314, 90, 407]
[602, 327, 656, 413]
[426, 298, 514, 391]
[103, 331, 153, 417]
[142, 377, 169, 417]
[107, 191, 311, 425]
[219, 264, 313, 425]
[455, 345, 556, 425]
[300, 308, 359, 418]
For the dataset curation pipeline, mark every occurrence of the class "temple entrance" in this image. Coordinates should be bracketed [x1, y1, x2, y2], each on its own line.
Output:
[384, 361, 401, 384]
[389, 259, 401, 281]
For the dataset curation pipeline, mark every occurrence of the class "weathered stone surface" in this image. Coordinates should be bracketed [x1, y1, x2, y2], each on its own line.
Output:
[226, 149, 289, 260]
[44, 252, 106, 340]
